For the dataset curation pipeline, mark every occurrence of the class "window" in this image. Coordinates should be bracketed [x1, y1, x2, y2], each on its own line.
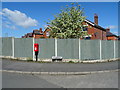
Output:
[94, 32, 99, 37]
[83, 27, 88, 31]
[85, 37, 91, 40]
[46, 32, 50, 37]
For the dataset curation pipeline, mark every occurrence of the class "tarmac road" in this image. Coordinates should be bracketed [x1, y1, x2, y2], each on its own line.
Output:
[2, 71, 119, 88]
[2, 59, 119, 72]
[1, 59, 119, 88]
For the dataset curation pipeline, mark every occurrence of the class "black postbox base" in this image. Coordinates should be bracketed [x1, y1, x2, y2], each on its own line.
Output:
[35, 51, 38, 61]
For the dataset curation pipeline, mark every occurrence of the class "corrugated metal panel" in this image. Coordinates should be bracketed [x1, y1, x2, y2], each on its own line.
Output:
[101, 40, 114, 59]
[115, 41, 118, 58]
[35, 39, 55, 59]
[2, 37, 12, 56]
[80, 40, 100, 60]
[57, 39, 79, 59]
[118, 41, 120, 58]
[1, 37, 119, 60]
[0, 38, 2, 56]
[14, 38, 33, 58]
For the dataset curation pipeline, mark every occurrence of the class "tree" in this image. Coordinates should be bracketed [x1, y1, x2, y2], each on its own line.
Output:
[47, 3, 89, 39]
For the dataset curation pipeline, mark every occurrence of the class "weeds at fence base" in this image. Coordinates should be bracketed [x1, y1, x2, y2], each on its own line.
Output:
[37, 61, 51, 63]
[27, 60, 33, 62]
[1, 56, 120, 64]
[68, 61, 75, 63]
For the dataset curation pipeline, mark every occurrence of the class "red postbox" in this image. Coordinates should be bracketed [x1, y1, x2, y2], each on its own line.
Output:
[34, 43, 39, 52]
[34, 43, 39, 61]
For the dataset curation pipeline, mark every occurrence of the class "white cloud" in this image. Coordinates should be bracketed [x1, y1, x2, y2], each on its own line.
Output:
[4, 24, 17, 30]
[2, 17, 18, 30]
[106, 25, 118, 29]
[0, 12, 3, 15]
[2, 8, 38, 28]
[3, 20, 18, 30]
[113, 32, 118, 35]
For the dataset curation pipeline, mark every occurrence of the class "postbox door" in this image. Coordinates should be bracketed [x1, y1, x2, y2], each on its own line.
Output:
[34, 43, 39, 52]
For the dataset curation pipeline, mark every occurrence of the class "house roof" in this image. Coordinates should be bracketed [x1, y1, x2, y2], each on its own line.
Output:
[85, 19, 118, 37]
[27, 33, 33, 37]
[33, 30, 43, 35]
[106, 32, 118, 37]
[84, 19, 106, 31]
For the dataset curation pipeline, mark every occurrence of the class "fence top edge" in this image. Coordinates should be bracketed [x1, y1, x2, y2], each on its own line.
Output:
[0, 37, 120, 42]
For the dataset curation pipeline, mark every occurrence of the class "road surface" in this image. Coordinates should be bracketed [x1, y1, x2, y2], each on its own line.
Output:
[2, 59, 119, 72]
[2, 71, 119, 88]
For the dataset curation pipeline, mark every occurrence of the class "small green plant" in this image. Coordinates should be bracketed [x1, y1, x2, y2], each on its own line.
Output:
[38, 61, 51, 63]
[27, 60, 33, 62]
[68, 61, 74, 63]
[77, 61, 80, 63]
[38, 61, 44, 63]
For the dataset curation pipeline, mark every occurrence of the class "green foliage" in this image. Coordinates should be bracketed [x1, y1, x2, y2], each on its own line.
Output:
[47, 3, 89, 39]
[27, 60, 33, 62]
[68, 61, 75, 63]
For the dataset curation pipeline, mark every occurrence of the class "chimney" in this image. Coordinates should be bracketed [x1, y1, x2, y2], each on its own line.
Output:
[39, 28, 43, 33]
[94, 13, 98, 25]
[106, 28, 110, 32]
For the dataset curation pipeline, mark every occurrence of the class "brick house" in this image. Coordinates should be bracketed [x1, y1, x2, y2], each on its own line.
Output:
[22, 14, 118, 40]
[83, 14, 118, 40]
[106, 28, 118, 40]
[83, 14, 107, 40]
[22, 28, 51, 39]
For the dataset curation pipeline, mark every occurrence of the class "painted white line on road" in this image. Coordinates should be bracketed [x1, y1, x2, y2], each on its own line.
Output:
[1, 69, 119, 75]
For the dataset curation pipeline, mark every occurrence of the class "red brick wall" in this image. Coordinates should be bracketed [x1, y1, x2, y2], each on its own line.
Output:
[33, 29, 51, 39]
[107, 36, 117, 40]
[84, 22, 107, 40]
[34, 34, 44, 39]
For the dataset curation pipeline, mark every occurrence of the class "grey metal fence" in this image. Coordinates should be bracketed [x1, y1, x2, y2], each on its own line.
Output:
[14, 38, 33, 58]
[57, 39, 79, 59]
[1, 37, 119, 60]
[118, 41, 120, 58]
[35, 39, 55, 59]
[0, 38, 2, 56]
[2, 37, 12, 56]
[115, 41, 118, 58]
[101, 40, 114, 59]
[80, 40, 100, 60]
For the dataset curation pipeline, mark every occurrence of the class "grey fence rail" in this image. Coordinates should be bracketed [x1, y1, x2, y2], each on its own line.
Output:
[0, 37, 119, 60]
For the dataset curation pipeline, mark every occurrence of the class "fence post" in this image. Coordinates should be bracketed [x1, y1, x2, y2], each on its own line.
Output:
[0, 37, 2, 56]
[55, 38, 57, 57]
[12, 37, 14, 58]
[100, 40, 102, 60]
[33, 38, 35, 61]
[79, 39, 81, 60]
[114, 40, 116, 59]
